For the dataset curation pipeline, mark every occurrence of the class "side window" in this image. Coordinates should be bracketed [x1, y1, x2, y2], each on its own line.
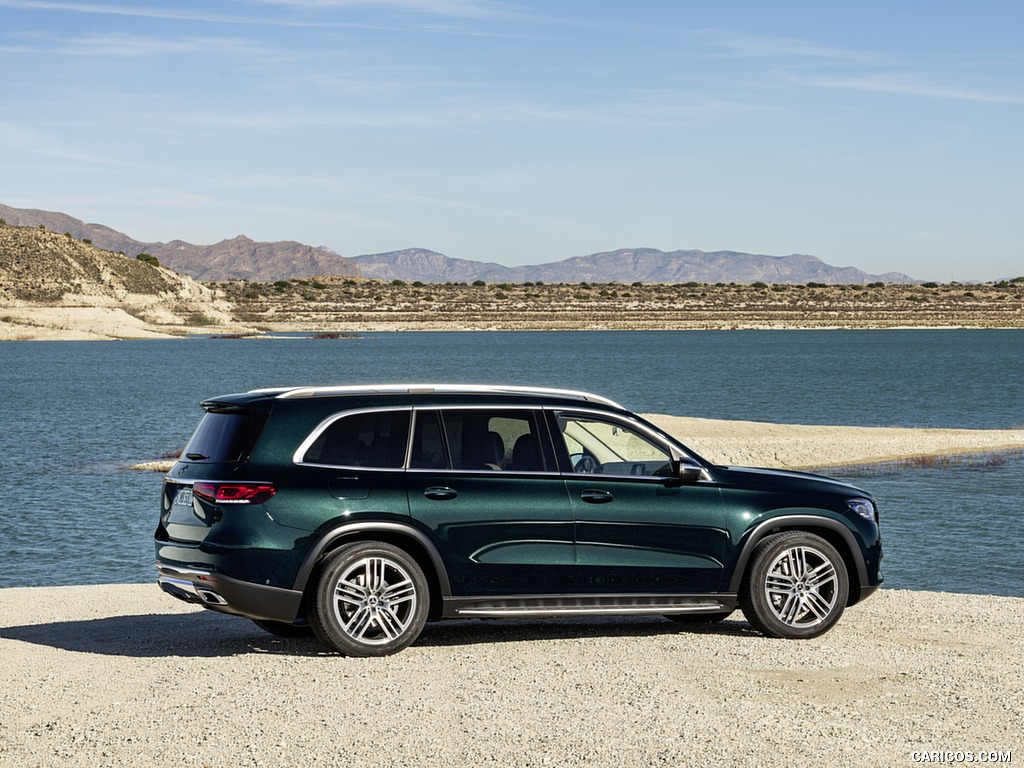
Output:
[409, 409, 548, 471]
[302, 410, 410, 468]
[556, 413, 673, 477]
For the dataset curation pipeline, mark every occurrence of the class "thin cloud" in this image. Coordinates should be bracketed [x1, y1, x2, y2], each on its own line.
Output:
[702, 30, 888, 65]
[0, 0, 530, 23]
[0, 121, 125, 165]
[251, 0, 528, 21]
[802, 74, 1024, 103]
[14, 31, 268, 57]
[0, 1, 254, 24]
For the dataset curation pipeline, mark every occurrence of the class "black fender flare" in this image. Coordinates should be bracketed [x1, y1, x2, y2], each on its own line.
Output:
[292, 521, 452, 597]
[727, 514, 869, 594]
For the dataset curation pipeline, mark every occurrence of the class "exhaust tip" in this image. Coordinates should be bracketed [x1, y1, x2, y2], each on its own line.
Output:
[197, 589, 228, 606]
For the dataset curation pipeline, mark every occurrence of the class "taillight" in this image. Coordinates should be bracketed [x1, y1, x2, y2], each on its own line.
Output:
[192, 482, 276, 505]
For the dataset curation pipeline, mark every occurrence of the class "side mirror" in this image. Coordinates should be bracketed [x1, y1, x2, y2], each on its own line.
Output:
[670, 456, 704, 484]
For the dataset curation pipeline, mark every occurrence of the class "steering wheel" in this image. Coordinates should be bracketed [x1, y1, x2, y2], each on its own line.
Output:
[573, 455, 598, 474]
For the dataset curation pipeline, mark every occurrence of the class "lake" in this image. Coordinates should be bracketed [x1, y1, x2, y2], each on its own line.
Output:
[0, 329, 1020, 597]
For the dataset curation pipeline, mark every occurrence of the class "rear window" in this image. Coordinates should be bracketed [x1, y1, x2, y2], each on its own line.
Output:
[183, 411, 265, 462]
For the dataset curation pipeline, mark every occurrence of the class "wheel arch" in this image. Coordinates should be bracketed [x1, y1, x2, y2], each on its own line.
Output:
[728, 515, 868, 605]
[293, 522, 451, 622]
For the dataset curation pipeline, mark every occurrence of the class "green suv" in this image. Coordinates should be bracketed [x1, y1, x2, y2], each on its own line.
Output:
[156, 384, 882, 656]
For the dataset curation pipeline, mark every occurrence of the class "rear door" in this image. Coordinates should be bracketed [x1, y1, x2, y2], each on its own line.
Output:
[284, 408, 413, 531]
[406, 407, 576, 596]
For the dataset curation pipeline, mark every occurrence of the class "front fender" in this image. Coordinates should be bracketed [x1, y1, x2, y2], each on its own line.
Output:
[726, 514, 870, 595]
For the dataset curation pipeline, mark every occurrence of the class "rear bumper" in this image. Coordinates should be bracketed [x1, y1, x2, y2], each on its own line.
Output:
[156, 564, 304, 623]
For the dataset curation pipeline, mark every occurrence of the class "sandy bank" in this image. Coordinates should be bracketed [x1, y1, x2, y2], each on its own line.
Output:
[643, 414, 1024, 469]
[0, 305, 254, 341]
[0, 584, 1019, 767]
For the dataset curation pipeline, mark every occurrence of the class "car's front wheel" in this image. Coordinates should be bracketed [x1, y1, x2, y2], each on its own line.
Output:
[309, 541, 429, 656]
[740, 531, 849, 639]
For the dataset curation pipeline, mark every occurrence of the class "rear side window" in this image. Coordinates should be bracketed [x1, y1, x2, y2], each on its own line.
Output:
[410, 409, 548, 471]
[183, 411, 265, 462]
[302, 410, 410, 468]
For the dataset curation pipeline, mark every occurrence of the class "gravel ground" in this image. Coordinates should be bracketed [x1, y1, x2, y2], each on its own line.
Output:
[0, 585, 1020, 768]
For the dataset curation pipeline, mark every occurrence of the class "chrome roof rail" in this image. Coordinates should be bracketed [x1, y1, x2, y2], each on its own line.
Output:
[255, 383, 622, 408]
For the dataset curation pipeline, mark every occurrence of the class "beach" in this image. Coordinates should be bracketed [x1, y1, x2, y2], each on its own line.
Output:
[0, 584, 1019, 767]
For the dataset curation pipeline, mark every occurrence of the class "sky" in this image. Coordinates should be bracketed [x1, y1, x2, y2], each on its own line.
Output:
[1, 1, 1022, 282]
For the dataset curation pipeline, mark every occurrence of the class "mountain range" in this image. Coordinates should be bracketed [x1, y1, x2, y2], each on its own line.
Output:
[0, 203, 916, 284]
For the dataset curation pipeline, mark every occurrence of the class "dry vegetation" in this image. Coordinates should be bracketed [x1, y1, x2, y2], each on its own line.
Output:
[216, 275, 1024, 331]
[4, 218, 1024, 336]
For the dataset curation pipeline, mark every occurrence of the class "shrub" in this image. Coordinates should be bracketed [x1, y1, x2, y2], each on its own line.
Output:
[187, 312, 220, 326]
[136, 253, 160, 267]
[472, 280, 486, 287]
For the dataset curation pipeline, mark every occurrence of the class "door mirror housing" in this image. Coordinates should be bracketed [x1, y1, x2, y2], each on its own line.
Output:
[669, 455, 705, 484]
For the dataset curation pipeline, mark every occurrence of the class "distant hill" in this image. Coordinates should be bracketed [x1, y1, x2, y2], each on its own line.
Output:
[0, 221, 239, 339]
[2, 204, 915, 284]
[350, 248, 524, 282]
[353, 247, 915, 284]
[0, 204, 360, 282]
[0, 222, 213, 304]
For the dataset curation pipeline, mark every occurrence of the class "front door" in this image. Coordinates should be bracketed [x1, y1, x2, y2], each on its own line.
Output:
[552, 410, 730, 593]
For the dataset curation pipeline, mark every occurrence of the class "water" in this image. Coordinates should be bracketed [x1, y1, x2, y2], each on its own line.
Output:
[0, 329, 1021, 596]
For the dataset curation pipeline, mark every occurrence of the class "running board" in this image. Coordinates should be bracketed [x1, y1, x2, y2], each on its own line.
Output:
[444, 594, 737, 619]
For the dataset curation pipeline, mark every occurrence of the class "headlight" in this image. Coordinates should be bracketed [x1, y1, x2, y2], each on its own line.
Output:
[846, 497, 876, 523]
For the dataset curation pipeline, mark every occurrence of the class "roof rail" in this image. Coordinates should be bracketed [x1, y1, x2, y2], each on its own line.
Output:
[251, 383, 622, 408]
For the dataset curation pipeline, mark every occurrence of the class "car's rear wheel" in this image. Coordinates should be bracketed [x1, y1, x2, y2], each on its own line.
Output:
[310, 541, 429, 656]
[740, 531, 849, 639]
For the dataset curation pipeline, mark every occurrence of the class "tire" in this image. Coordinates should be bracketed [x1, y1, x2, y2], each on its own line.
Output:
[309, 541, 429, 657]
[664, 611, 733, 625]
[252, 619, 315, 638]
[740, 531, 849, 639]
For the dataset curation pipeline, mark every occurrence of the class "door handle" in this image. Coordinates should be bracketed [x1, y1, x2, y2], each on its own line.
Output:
[424, 486, 458, 501]
[580, 489, 613, 504]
